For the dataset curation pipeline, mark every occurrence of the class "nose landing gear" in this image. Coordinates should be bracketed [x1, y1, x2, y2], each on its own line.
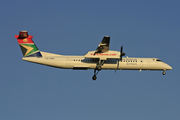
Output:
[162, 70, 166, 75]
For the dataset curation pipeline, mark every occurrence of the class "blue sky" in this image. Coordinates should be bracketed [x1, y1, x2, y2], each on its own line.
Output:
[0, 0, 180, 120]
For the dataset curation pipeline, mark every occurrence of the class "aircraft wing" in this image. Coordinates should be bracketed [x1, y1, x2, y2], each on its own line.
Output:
[94, 36, 110, 54]
[84, 36, 120, 60]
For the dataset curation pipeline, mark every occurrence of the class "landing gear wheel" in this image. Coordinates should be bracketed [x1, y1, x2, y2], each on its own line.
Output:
[162, 70, 166, 75]
[92, 75, 97, 80]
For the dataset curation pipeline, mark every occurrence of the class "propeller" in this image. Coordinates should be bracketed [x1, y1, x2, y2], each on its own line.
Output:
[120, 45, 125, 61]
[115, 45, 126, 72]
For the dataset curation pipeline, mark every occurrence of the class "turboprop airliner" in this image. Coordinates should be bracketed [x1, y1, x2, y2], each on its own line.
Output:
[15, 31, 172, 80]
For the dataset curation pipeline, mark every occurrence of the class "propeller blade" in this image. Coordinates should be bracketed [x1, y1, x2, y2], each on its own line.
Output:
[120, 45, 126, 58]
[116, 45, 125, 73]
[120, 46, 123, 61]
[121, 45, 123, 53]
[116, 46, 122, 72]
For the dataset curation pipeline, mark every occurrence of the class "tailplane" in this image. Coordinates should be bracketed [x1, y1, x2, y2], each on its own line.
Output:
[15, 31, 42, 57]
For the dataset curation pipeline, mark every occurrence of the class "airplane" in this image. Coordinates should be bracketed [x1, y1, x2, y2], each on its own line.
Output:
[15, 31, 172, 80]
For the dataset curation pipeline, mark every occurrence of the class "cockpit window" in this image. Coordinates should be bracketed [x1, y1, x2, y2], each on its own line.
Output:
[156, 59, 162, 62]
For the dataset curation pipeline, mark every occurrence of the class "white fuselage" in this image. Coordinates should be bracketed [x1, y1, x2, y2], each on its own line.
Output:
[22, 52, 172, 71]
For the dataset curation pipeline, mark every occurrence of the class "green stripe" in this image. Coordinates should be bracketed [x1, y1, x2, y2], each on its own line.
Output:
[21, 44, 39, 56]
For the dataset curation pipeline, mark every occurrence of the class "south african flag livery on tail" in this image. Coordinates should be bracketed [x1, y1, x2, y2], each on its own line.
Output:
[15, 31, 42, 57]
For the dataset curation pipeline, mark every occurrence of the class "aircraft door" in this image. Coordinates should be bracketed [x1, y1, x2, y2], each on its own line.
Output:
[140, 60, 147, 69]
[66, 58, 71, 66]
[140, 60, 143, 67]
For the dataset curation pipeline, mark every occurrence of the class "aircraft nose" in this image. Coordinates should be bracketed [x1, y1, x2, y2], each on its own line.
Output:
[166, 64, 172, 70]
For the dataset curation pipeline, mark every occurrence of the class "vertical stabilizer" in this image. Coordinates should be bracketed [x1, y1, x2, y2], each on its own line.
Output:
[15, 31, 42, 57]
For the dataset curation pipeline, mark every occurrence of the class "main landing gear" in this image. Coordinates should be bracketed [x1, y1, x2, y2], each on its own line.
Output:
[92, 67, 101, 80]
[92, 60, 104, 80]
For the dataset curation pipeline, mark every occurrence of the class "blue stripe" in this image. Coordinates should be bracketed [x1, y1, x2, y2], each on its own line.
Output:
[26, 52, 42, 57]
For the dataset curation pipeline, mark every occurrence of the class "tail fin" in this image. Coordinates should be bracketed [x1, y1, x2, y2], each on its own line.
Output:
[15, 31, 42, 57]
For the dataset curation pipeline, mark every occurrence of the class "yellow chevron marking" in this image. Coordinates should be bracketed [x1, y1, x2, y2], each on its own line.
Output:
[21, 44, 33, 56]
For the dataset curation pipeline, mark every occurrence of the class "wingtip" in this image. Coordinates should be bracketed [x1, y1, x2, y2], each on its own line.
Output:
[104, 36, 110, 38]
